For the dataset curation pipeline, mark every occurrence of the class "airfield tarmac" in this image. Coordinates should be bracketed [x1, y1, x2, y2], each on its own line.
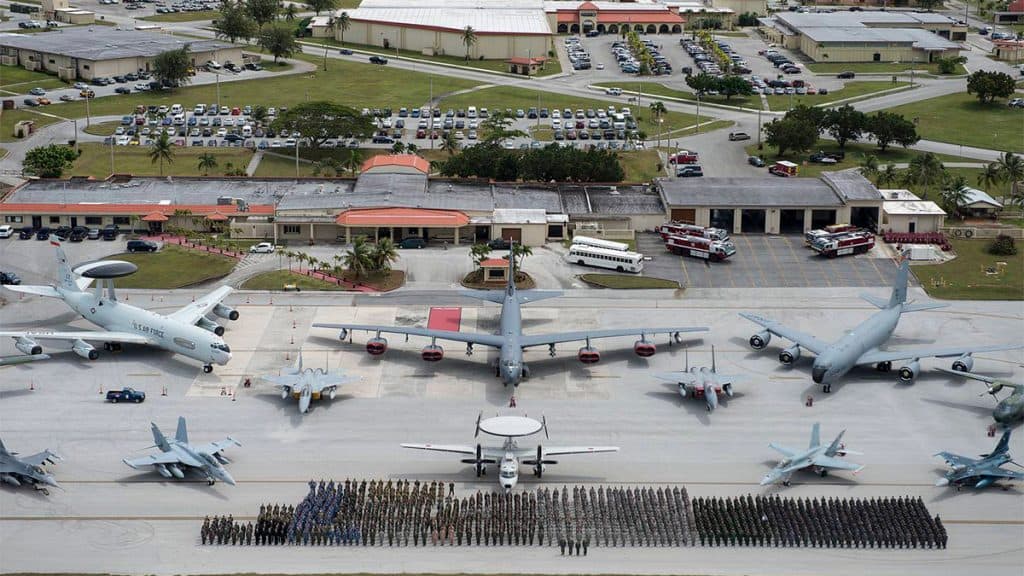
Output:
[0, 286, 1022, 575]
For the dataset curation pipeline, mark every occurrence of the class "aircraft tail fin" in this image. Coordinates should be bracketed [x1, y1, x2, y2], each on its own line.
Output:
[859, 293, 890, 309]
[52, 239, 79, 293]
[0, 438, 7, 455]
[507, 241, 517, 293]
[459, 289, 506, 303]
[711, 345, 717, 373]
[992, 430, 1012, 458]
[296, 351, 303, 373]
[175, 416, 189, 445]
[826, 429, 847, 457]
[809, 422, 821, 449]
[900, 302, 948, 313]
[151, 422, 171, 452]
[887, 257, 911, 309]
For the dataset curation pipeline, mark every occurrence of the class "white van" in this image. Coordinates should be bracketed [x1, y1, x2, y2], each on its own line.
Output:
[467, 106, 477, 118]
[170, 104, 183, 115]
[242, 124, 252, 138]
[193, 104, 206, 115]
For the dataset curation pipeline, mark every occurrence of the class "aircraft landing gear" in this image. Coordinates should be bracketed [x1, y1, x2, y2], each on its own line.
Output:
[876, 361, 892, 373]
[103, 342, 122, 352]
[549, 344, 556, 358]
[822, 384, 832, 393]
[817, 468, 828, 477]
[782, 479, 791, 487]
[203, 364, 213, 374]
[207, 479, 215, 486]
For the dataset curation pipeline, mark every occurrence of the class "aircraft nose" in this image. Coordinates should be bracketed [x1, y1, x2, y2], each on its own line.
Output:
[222, 472, 236, 486]
[759, 475, 772, 486]
[934, 477, 949, 487]
[44, 476, 59, 488]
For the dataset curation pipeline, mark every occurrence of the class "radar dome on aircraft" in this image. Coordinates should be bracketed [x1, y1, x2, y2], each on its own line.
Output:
[72, 260, 139, 278]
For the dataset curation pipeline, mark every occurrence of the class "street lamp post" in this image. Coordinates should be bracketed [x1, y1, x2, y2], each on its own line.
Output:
[696, 90, 701, 135]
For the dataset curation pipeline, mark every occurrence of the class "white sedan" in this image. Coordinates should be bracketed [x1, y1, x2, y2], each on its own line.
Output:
[250, 242, 275, 254]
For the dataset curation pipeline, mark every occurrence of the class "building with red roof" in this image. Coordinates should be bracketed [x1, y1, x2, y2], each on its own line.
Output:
[360, 154, 430, 175]
[995, 0, 1024, 23]
[546, 0, 686, 35]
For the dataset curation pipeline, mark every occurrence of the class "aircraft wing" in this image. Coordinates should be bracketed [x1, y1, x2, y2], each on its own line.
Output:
[0, 331, 151, 345]
[311, 375, 359, 392]
[167, 286, 233, 325]
[738, 313, 830, 355]
[768, 443, 799, 458]
[980, 468, 1024, 480]
[314, 324, 505, 348]
[519, 327, 707, 348]
[521, 446, 620, 458]
[935, 451, 978, 469]
[194, 438, 241, 455]
[0, 354, 51, 366]
[653, 371, 698, 385]
[260, 374, 303, 389]
[21, 450, 62, 467]
[811, 455, 864, 473]
[401, 443, 478, 456]
[934, 368, 997, 384]
[3, 284, 61, 298]
[857, 343, 1024, 366]
[124, 451, 195, 469]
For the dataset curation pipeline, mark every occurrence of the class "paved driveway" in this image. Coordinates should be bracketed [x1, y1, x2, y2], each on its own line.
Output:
[637, 232, 900, 288]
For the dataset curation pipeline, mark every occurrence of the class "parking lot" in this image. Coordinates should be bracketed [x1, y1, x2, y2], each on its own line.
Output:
[637, 232, 901, 288]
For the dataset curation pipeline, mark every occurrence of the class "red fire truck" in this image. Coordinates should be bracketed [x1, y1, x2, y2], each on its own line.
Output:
[665, 234, 737, 262]
[657, 222, 730, 241]
[804, 223, 859, 245]
[810, 231, 875, 258]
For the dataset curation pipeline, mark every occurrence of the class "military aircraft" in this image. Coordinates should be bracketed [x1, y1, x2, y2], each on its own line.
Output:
[739, 258, 1023, 392]
[123, 417, 240, 486]
[0, 438, 61, 495]
[402, 414, 619, 491]
[653, 345, 739, 412]
[0, 240, 237, 373]
[935, 430, 1024, 490]
[936, 368, 1024, 427]
[760, 422, 863, 486]
[314, 248, 707, 387]
[260, 352, 360, 413]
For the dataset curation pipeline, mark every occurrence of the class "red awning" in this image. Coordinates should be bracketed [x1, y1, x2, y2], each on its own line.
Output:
[336, 207, 470, 227]
[479, 258, 510, 268]
[141, 212, 169, 222]
[205, 212, 229, 221]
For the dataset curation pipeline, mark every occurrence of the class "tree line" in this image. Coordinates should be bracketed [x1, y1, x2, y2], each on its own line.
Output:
[435, 142, 626, 183]
[764, 104, 920, 156]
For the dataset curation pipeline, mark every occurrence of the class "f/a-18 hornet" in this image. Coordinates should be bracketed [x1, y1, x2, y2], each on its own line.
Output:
[314, 247, 707, 387]
[0, 240, 237, 373]
[123, 417, 240, 486]
[402, 413, 618, 491]
[761, 422, 863, 486]
[936, 367, 1024, 427]
[0, 438, 61, 495]
[260, 352, 360, 413]
[654, 345, 739, 412]
[740, 257, 1022, 392]
[935, 430, 1024, 490]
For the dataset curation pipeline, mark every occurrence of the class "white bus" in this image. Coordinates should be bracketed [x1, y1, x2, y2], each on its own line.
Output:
[571, 235, 630, 252]
[566, 245, 644, 273]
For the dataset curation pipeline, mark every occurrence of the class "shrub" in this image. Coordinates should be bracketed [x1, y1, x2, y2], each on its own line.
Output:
[988, 234, 1018, 256]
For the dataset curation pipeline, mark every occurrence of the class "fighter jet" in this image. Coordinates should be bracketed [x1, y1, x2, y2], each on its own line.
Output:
[0, 438, 61, 495]
[740, 258, 1023, 392]
[936, 368, 1024, 427]
[314, 247, 707, 387]
[935, 430, 1024, 490]
[260, 352, 359, 413]
[402, 413, 618, 491]
[653, 345, 738, 412]
[0, 240, 237, 373]
[760, 422, 863, 486]
[123, 417, 240, 486]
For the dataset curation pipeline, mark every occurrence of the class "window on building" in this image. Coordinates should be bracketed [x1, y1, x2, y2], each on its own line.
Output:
[85, 216, 102, 225]
[113, 216, 130, 225]
[83, 64, 90, 70]
[4, 215, 23, 223]
[48, 59, 55, 64]
[49, 216, 60, 224]
[283, 225, 301, 235]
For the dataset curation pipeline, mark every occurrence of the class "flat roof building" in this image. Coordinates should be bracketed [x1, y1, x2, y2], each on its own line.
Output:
[880, 189, 945, 233]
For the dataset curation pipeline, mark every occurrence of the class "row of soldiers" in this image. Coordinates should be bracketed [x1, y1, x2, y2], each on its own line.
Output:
[201, 515, 254, 545]
[692, 494, 948, 549]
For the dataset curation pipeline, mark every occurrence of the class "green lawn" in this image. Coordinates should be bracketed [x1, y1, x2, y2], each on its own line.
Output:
[580, 273, 680, 289]
[83, 121, 120, 136]
[141, 9, 220, 21]
[765, 81, 911, 111]
[618, 149, 664, 182]
[746, 141, 963, 179]
[942, 167, 1015, 199]
[1, 109, 63, 143]
[883, 92, 1024, 151]
[0, 64, 69, 92]
[668, 119, 733, 139]
[114, 245, 238, 288]
[252, 147, 410, 177]
[805, 61, 967, 75]
[241, 270, 351, 291]
[914, 239, 1024, 300]
[70, 143, 254, 179]
[594, 81, 762, 110]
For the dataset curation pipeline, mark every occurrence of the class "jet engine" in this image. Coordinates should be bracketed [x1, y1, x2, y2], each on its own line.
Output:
[779, 345, 801, 366]
[280, 387, 291, 399]
[327, 387, 337, 400]
[633, 339, 656, 357]
[749, 331, 771, 350]
[213, 453, 230, 465]
[678, 384, 688, 398]
[951, 354, 973, 373]
[154, 464, 173, 478]
[421, 344, 444, 362]
[338, 328, 349, 341]
[212, 303, 239, 321]
[1, 474, 21, 487]
[898, 360, 921, 383]
[197, 316, 225, 337]
[723, 383, 734, 397]
[15, 336, 42, 356]
[167, 464, 185, 479]
[72, 339, 99, 360]
[366, 337, 388, 355]
[577, 346, 600, 364]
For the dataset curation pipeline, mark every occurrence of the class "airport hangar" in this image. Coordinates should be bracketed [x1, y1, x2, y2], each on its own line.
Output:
[0, 27, 242, 81]
[1, 157, 888, 243]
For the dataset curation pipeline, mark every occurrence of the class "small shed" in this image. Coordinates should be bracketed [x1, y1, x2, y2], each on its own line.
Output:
[479, 258, 510, 283]
[506, 56, 549, 76]
[13, 120, 34, 139]
[881, 189, 945, 233]
[959, 187, 1003, 218]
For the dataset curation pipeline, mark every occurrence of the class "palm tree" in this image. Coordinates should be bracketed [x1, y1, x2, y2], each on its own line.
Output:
[337, 11, 351, 45]
[197, 153, 217, 176]
[509, 242, 533, 271]
[149, 131, 174, 176]
[940, 175, 970, 220]
[440, 130, 460, 156]
[369, 237, 399, 272]
[391, 141, 406, 154]
[405, 142, 420, 156]
[344, 236, 372, 279]
[858, 154, 879, 184]
[997, 152, 1023, 199]
[343, 148, 364, 175]
[905, 152, 945, 197]
[977, 161, 1003, 191]
[648, 100, 667, 146]
[283, 3, 296, 21]
[877, 164, 901, 188]
[470, 242, 492, 266]
[461, 26, 477, 61]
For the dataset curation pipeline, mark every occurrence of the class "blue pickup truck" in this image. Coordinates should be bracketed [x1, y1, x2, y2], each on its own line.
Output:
[106, 387, 145, 403]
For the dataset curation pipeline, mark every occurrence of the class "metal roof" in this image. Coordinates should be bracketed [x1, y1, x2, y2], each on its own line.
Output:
[493, 208, 548, 224]
[344, 7, 552, 34]
[0, 29, 235, 62]
[774, 11, 957, 29]
[883, 200, 945, 216]
[960, 187, 1002, 208]
[658, 177, 847, 208]
[800, 26, 961, 49]
[8, 177, 313, 206]
[821, 171, 884, 201]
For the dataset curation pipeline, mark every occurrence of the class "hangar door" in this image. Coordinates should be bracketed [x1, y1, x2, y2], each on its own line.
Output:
[670, 209, 696, 223]
[501, 228, 522, 242]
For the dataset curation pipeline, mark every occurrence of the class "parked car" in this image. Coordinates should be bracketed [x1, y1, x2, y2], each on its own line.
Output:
[35, 227, 51, 240]
[676, 165, 704, 177]
[0, 225, 13, 238]
[728, 131, 751, 141]
[487, 238, 511, 250]
[809, 151, 843, 164]
[126, 239, 158, 252]
[1008, 98, 1024, 109]
[249, 242, 275, 254]
[398, 237, 426, 249]
[339, 48, 354, 55]
[19, 227, 35, 240]
[69, 227, 89, 242]
[28, 87, 46, 96]
[747, 155, 765, 167]
[369, 56, 388, 65]
[87, 228, 101, 240]
[106, 387, 146, 403]
[0, 271, 20, 285]
[837, 71, 856, 79]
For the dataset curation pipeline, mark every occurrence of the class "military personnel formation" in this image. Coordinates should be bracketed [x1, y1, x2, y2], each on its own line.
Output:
[692, 494, 948, 549]
[199, 479, 945, 550]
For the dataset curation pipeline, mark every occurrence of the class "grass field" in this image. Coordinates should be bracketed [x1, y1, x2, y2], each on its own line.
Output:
[618, 149, 664, 182]
[746, 142, 962, 179]
[70, 143, 254, 179]
[251, 147, 448, 177]
[883, 92, 1024, 151]
[240, 270, 351, 291]
[83, 121, 120, 136]
[805, 61, 967, 75]
[114, 244, 238, 288]
[914, 239, 1024, 300]
[765, 81, 911, 111]
[0, 64, 69, 92]
[579, 273, 679, 289]
[141, 9, 220, 21]
[0, 109, 62, 143]
[594, 81, 762, 109]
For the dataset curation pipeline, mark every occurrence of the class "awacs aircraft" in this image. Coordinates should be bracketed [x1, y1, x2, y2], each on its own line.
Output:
[314, 248, 707, 387]
[0, 438, 61, 495]
[402, 414, 618, 491]
[936, 368, 1024, 427]
[935, 430, 1024, 490]
[0, 241, 237, 373]
[761, 422, 863, 486]
[654, 345, 739, 412]
[260, 352, 360, 413]
[123, 417, 240, 486]
[740, 258, 1022, 392]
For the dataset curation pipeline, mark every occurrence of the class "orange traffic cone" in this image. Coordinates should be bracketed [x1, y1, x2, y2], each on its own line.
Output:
[290, 334, 294, 345]
[98, 383, 103, 394]
[29, 381, 34, 391]
[246, 294, 251, 304]
[162, 386, 168, 396]
[285, 350, 290, 361]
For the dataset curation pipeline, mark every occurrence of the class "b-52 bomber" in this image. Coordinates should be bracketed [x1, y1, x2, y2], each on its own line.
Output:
[653, 346, 739, 412]
[740, 258, 1023, 392]
[123, 417, 240, 486]
[0, 241, 237, 373]
[260, 352, 359, 414]
[0, 438, 61, 494]
[936, 368, 1024, 427]
[935, 430, 1024, 490]
[314, 248, 707, 387]
[761, 422, 863, 486]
